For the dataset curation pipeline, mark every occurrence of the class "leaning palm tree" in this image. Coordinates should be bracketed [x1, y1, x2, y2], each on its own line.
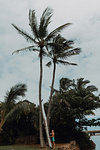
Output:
[0, 83, 27, 132]
[46, 34, 81, 128]
[12, 7, 71, 147]
[4, 100, 35, 127]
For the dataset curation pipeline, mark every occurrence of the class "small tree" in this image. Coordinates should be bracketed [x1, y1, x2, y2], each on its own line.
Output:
[0, 83, 27, 132]
[1, 100, 37, 145]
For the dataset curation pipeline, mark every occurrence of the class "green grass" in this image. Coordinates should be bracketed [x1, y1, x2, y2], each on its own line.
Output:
[0, 145, 58, 150]
[0, 145, 41, 150]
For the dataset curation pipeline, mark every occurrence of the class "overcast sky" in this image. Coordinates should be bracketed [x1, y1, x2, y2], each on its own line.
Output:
[0, 0, 100, 118]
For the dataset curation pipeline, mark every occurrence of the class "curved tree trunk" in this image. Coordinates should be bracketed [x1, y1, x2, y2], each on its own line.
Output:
[0, 119, 5, 132]
[41, 101, 52, 148]
[39, 49, 52, 148]
[0, 110, 6, 132]
[47, 62, 56, 129]
[39, 49, 44, 148]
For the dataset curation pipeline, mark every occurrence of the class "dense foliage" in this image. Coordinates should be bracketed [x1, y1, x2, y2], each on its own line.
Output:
[0, 78, 100, 150]
[0, 101, 39, 145]
[50, 78, 100, 132]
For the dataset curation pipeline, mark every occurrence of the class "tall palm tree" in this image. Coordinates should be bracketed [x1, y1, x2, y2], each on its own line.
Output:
[12, 7, 71, 147]
[46, 34, 81, 128]
[0, 83, 27, 132]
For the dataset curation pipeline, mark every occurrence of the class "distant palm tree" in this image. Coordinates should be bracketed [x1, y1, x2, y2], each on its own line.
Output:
[0, 83, 27, 132]
[12, 7, 71, 147]
[46, 34, 81, 128]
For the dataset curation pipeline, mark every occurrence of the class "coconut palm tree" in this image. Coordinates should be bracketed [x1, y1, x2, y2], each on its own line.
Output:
[12, 7, 71, 147]
[46, 34, 81, 128]
[70, 78, 99, 126]
[0, 83, 27, 132]
[1, 100, 38, 144]
[52, 77, 100, 131]
[4, 100, 35, 127]
[59, 77, 99, 116]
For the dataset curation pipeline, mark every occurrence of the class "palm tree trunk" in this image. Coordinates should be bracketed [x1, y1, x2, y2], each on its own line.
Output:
[0, 119, 5, 132]
[41, 101, 52, 148]
[39, 50, 44, 148]
[47, 62, 56, 129]
[39, 49, 52, 148]
[0, 110, 6, 132]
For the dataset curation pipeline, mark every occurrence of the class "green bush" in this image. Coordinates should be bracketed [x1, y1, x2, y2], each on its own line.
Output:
[74, 131, 96, 150]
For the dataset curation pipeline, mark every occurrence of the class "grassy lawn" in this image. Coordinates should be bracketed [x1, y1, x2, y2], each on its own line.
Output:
[0, 145, 41, 150]
[0, 145, 59, 150]
[0, 144, 59, 150]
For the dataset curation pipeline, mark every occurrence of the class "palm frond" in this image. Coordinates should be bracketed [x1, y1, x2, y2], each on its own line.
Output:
[84, 110, 95, 116]
[47, 42, 67, 57]
[39, 7, 53, 38]
[65, 40, 74, 45]
[63, 45, 74, 50]
[86, 85, 98, 92]
[47, 42, 64, 48]
[29, 10, 39, 38]
[46, 23, 72, 41]
[47, 43, 63, 54]
[78, 78, 90, 85]
[53, 34, 66, 44]
[4, 83, 27, 105]
[60, 78, 73, 92]
[63, 40, 74, 50]
[47, 35, 74, 53]
[57, 60, 77, 65]
[12, 24, 36, 43]
[12, 46, 39, 55]
[5, 101, 33, 122]
[46, 61, 52, 67]
[77, 78, 90, 89]
[57, 48, 81, 59]
[41, 7, 53, 20]
[47, 35, 75, 58]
